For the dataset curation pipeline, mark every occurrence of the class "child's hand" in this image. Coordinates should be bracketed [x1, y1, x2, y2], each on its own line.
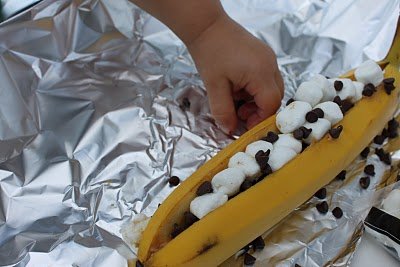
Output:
[187, 15, 284, 133]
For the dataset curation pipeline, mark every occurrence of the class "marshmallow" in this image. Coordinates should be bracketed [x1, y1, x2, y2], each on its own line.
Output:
[268, 146, 297, 171]
[303, 118, 331, 143]
[354, 60, 384, 87]
[294, 81, 323, 107]
[190, 193, 228, 219]
[276, 101, 312, 133]
[228, 152, 260, 178]
[329, 78, 356, 101]
[120, 213, 150, 247]
[273, 134, 302, 154]
[382, 189, 400, 219]
[311, 74, 336, 102]
[314, 102, 343, 125]
[211, 168, 246, 196]
[245, 140, 273, 158]
[353, 81, 364, 102]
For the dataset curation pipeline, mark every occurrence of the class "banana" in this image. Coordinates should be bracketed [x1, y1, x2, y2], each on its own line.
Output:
[132, 27, 400, 267]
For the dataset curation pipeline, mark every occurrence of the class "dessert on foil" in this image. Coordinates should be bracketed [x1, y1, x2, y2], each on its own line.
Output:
[121, 57, 400, 266]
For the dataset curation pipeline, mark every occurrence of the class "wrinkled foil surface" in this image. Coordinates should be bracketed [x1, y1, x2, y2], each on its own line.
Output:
[0, 0, 399, 266]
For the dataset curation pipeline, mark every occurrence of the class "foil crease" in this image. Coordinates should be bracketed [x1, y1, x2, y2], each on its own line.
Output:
[0, 0, 399, 266]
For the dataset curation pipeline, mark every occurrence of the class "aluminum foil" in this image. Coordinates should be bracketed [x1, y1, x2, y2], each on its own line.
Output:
[0, 0, 399, 266]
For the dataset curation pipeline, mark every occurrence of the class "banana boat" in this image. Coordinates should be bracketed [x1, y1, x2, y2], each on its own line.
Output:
[130, 25, 400, 267]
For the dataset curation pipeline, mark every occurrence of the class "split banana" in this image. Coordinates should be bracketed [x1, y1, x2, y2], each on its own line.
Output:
[132, 26, 400, 267]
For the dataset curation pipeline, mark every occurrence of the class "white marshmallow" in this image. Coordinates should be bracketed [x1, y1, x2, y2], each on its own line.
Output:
[245, 140, 273, 158]
[268, 146, 297, 171]
[382, 189, 400, 219]
[303, 118, 331, 143]
[211, 168, 246, 196]
[353, 81, 364, 102]
[276, 101, 312, 134]
[294, 81, 323, 107]
[120, 213, 150, 247]
[190, 193, 228, 219]
[354, 60, 383, 87]
[228, 152, 260, 178]
[273, 134, 302, 154]
[311, 74, 336, 102]
[314, 102, 343, 125]
[330, 78, 356, 101]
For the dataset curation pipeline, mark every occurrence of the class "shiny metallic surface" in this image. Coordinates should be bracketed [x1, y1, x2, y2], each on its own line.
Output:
[0, 0, 398, 266]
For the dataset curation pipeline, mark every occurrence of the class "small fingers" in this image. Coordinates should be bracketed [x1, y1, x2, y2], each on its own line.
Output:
[206, 79, 238, 133]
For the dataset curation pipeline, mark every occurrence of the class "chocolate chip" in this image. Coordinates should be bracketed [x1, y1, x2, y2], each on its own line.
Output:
[362, 83, 375, 97]
[373, 135, 385, 145]
[360, 147, 370, 158]
[333, 96, 342, 106]
[334, 80, 343, 91]
[261, 163, 272, 176]
[136, 260, 144, 267]
[383, 78, 395, 84]
[196, 181, 213, 196]
[375, 148, 385, 158]
[332, 207, 343, 219]
[244, 253, 256, 265]
[314, 188, 327, 199]
[340, 100, 354, 114]
[293, 128, 304, 140]
[168, 176, 180, 187]
[286, 98, 295, 106]
[336, 170, 346, 181]
[382, 128, 389, 138]
[384, 83, 395, 95]
[382, 154, 392, 165]
[240, 179, 253, 192]
[295, 264, 302, 267]
[313, 108, 324, 118]
[183, 211, 199, 228]
[388, 118, 399, 131]
[364, 164, 375, 176]
[300, 126, 312, 139]
[306, 111, 318, 123]
[388, 130, 398, 139]
[263, 131, 279, 143]
[329, 125, 343, 139]
[158, 203, 161, 207]
[301, 142, 309, 152]
[359, 176, 370, 189]
[255, 150, 270, 165]
[171, 223, 183, 238]
[316, 201, 329, 214]
[251, 236, 265, 251]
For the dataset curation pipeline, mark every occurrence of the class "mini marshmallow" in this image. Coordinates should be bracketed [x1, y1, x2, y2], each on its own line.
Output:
[314, 102, 343, 125]
[211, 168, 246, 196]
[303, 118, 331, 143]
[190, 192, 228, 219]
[294, 81, 323, 107]
[382, 189, 400, 219]
[276, 101, 312, 133]
[268, 146, 297, 171]
[329, 78, 356, 101]
[354, 60, 383, 87]
[228, 152, 260, 178]
[311, 74, 336, 102]
[245, 140, 273, 158]
[273, 134, 302, 154]
[353, 81, 364, 102]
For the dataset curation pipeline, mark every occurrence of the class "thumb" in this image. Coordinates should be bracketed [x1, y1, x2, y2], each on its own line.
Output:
[205, 79, 238, 133]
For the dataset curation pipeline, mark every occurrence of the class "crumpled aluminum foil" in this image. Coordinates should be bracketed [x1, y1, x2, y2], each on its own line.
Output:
[0, 0, 399, 266]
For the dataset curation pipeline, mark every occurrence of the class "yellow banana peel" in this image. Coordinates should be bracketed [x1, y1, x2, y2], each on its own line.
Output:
[131, 24, 400, 267]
